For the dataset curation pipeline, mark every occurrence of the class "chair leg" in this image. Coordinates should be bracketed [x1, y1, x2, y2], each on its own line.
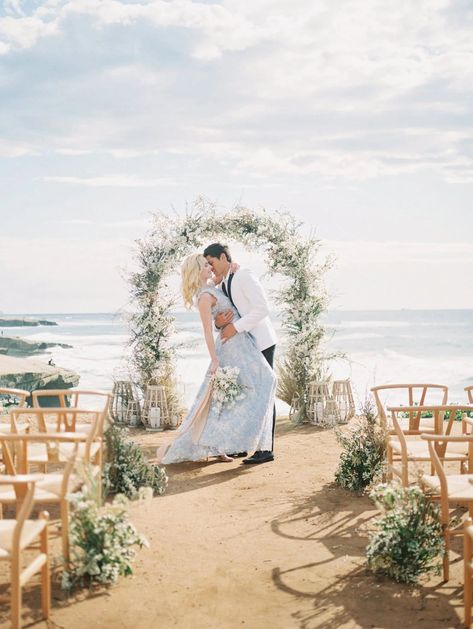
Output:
[60, 500, 70, 563]
[443, 531, 450, 582]
[39, 517, 50, 619]
[465, 564, 472, 628]
[402, 460, 409, 487]
[98, 445, 103, 505]
[10, 557, 21, 629]
[386, 444, 393, 481]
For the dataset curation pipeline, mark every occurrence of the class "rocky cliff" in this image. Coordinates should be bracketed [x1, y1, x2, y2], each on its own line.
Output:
[0, 355, 80, 393]
[0, 337, 72, 356]
[0, 317, 57, 327]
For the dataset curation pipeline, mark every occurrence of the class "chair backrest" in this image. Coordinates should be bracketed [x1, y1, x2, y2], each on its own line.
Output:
[0, 387, 29, 409]
[32, 389, 111, 412]
[391, 404, 473, 448]
[371, 384, 448, 430]
[421, 430, 473, 522]
[466, 387, 473, 404]
[0, 433, 79, 476]
[10, 408, 99, 469]
[11, 407, 98, 434]
[31, 390, 111, 436]
[0, 476, 38, 551]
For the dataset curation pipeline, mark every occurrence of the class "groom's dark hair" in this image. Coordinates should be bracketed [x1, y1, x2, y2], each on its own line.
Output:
[203, 243, 232, 262]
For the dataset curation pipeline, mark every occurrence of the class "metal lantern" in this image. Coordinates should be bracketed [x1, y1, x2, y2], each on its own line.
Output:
[111, 381, 138, 424]
[307, 382, 332, 426]
[125, 400, 140, 427]
[142, 384, 181, 431]
[332, 379, 356, 423]
[323, 397, 341, 427]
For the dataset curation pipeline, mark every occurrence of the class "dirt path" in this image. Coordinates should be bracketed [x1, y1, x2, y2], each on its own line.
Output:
[0, 418, 465, 628]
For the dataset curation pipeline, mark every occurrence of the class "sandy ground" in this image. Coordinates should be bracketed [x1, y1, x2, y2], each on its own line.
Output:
[0, 417, 466, 628]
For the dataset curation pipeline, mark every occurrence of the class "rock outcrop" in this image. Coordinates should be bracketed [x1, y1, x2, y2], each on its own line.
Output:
[0, 337, 72, 356]
[0, 355, 80, 393]
[0, 317, 57, 327]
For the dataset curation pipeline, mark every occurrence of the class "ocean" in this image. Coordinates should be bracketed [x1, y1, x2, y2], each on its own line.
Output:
[4, 310, 473, 412]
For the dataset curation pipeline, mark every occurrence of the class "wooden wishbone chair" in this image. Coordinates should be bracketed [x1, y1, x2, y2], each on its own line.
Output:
[31, 389, 112, 433]
[0, 388, 29, 409]
[371, 383, 448, 434]
[420, 432, 473, 581]
[0, 433, 79, 561]
[0, 475, 50, 629]
[464, 518, 473, 628]
[10, 408, 100, 472]
[387, 405, 473, 486]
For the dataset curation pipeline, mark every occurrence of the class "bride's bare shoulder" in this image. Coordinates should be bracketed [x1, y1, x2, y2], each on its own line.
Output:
[196, 289, 217, 307]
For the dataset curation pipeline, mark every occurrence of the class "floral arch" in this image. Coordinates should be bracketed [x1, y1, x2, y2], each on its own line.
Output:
[129, 199, 331, 423]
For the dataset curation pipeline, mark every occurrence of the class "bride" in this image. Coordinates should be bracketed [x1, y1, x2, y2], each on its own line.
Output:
[157, 253, 276, 464]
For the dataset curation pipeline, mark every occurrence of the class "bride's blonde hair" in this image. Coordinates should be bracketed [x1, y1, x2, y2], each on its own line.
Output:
[181, 253, 207, 309]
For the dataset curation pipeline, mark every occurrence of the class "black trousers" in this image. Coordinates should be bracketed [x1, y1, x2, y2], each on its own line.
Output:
[261, 344, 276, 452]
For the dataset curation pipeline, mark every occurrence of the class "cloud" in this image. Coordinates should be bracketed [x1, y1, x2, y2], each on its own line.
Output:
[0, 138, 38, 157]
[39, 174, 176, 187]
[324, 239, 473, 309]
[1, 0, 473, 185]
[0, 13, 59, 54]
[0, 235, 134, 312]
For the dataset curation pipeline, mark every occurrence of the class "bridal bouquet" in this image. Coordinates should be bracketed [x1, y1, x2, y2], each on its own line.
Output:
[211, 366, 246, 413]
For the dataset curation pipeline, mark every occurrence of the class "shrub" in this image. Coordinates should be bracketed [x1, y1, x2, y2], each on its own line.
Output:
[334, 398, 386, 492]
[62, 483, 148, 591]
[104, 424, 168, 499]
[366, 483, 444, 584]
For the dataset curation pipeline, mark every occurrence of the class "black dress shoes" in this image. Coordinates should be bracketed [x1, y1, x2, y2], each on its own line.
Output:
[242, 450, 274, 464]
[227, 451, 248, 458]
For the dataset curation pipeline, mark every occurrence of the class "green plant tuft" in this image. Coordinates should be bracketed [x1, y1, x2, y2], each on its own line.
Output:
[334, 398, 386, 492]
[366, 483, 444, 584]
[104, 424, 168, 498]
[62, 481, 148, 591]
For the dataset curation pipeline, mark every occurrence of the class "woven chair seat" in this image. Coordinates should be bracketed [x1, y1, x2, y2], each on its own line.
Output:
[389, 439, 468, 461]
[0, 519, 47, 557]
[422, 474, 473, 500]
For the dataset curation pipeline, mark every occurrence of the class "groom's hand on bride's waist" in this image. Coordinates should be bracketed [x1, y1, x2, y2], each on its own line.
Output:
[215, 310, 234, 329]
[221, 323, 237, 343]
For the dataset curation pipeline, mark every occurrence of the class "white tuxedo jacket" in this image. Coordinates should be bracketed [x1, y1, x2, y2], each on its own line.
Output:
[224, 268, 277, 352]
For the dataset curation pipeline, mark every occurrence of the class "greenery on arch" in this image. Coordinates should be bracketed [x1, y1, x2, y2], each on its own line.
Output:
[129, 198, 332, 423]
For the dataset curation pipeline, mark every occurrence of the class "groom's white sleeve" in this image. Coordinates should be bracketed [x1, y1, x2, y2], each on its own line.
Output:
[233, 270, 270, 334]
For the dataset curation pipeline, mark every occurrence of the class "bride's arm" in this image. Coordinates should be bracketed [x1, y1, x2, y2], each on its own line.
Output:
[210, 262, 240, 287]
[198, 293, 219, 374]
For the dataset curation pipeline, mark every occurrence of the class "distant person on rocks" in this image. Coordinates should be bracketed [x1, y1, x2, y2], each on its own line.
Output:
[48, 358, 55, 367]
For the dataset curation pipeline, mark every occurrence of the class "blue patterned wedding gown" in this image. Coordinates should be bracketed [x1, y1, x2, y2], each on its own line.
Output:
[159, 286, 276, 463]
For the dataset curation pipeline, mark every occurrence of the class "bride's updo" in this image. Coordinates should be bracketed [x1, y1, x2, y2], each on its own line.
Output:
[181, 253, 207, 310]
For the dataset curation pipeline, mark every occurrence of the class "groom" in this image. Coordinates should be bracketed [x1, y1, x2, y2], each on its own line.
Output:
[204, 243, 277, 464]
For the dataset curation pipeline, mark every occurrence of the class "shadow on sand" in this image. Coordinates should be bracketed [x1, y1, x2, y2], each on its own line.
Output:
[270, 484, 463, 629]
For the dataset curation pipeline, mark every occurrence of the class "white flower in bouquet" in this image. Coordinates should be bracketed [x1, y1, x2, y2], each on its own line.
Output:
[212, 366, 246, 413]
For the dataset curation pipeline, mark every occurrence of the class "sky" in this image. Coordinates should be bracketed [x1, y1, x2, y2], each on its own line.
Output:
[1, 0, 473, 313]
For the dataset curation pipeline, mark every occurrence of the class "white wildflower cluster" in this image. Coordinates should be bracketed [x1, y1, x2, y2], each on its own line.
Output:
[212, 366, 246, 413]
[61, 487, 148, 592]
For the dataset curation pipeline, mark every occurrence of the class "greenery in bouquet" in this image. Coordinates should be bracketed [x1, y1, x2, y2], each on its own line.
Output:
[334, 398, 386, 492]
[212, 366, 246, 412]
[104, 424, 168, 499]
[366, 483, 444, 584]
